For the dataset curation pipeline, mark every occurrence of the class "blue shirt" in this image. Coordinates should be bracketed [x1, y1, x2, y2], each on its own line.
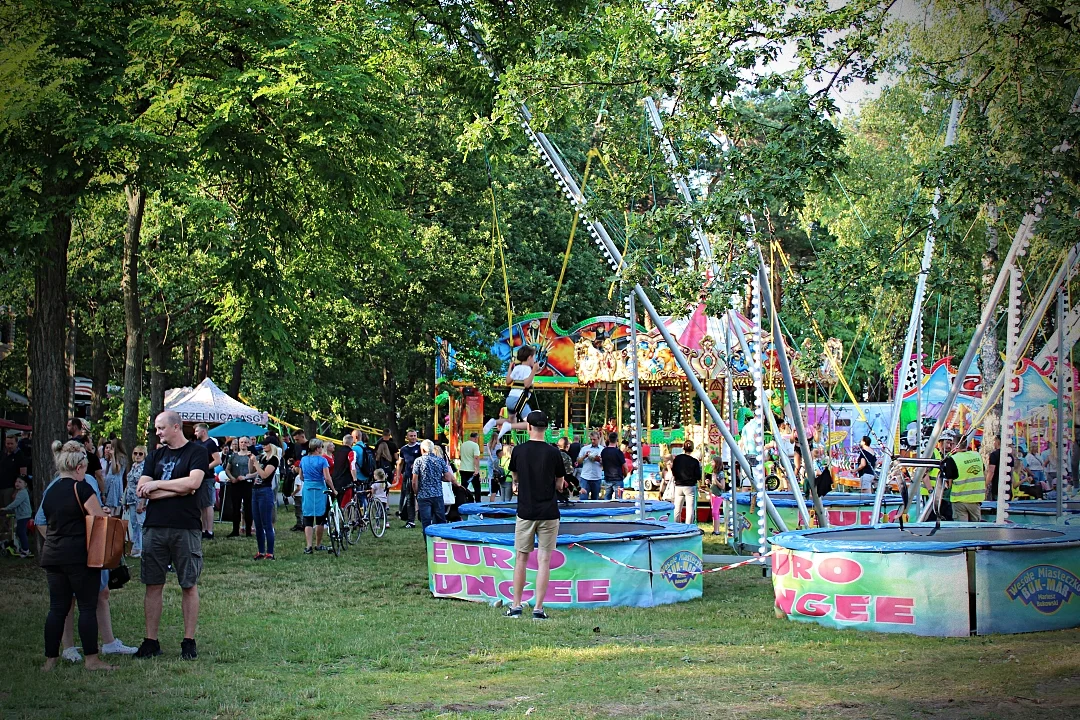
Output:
[352, 443, 369, 480]
[413, 455, 449, 499]
[300, 454, 330, 487]
[3, 487, 31, 520]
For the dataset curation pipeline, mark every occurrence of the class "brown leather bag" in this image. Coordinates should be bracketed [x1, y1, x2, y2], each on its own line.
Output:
[76, 485, 128, 569]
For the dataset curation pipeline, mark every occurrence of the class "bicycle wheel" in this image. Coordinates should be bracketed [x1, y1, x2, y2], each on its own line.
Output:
[329, 508, 344, 556]
[344, 502, 362, 545]
[369, 498, 387, 538]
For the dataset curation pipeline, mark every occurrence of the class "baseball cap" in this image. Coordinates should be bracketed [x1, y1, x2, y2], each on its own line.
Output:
[526, 410, 549, 428]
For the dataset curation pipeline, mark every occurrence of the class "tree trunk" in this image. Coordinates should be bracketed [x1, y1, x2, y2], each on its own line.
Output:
[303, 414, 317, 439]
[197, 328, 212, 381]
[65, 310, 76, 421]
[382, 365, 400, 443]
[228, 356, 245, 398]
[121, 185, 146, 452]
[29, 213, 72, 507]
[423, 353, 434, 440]
[182, 332, 195, 386]
[89, 320, 109, 424]
[979, 211, 1002, 464]
[146, 315, 169, 451]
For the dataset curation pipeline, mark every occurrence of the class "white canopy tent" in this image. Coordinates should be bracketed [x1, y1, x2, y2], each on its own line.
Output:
[164, 377, 268, 425]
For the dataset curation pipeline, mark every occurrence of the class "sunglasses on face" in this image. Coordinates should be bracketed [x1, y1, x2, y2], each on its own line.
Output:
[133, 451, 145, 456]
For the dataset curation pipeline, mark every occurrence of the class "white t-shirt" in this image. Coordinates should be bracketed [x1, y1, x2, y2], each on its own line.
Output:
[508, 363, 532, 384]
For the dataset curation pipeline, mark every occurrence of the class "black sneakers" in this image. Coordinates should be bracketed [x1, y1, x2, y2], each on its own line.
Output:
[504, 605, 523, 618]
[134, 638, 162, 658]
[181, 638, 197, 660]
[532, 609, 549, 620]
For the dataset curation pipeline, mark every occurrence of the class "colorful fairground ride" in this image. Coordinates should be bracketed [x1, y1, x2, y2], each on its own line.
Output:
[436, 302, 842, 459]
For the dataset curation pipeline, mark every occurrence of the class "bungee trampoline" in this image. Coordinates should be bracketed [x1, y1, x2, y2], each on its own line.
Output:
[769, 523, 1080, 636]
[979, 500, 1080, 525]
[425, 519, 703, 608]
[723, 492, 909, 552]
[456, 499, 674, 522]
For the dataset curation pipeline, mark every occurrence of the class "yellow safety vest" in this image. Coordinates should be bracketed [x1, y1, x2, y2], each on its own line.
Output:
[950, 451, 986, 503]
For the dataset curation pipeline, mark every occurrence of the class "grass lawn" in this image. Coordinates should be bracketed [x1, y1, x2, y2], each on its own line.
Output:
[1, 515, 1078, 720]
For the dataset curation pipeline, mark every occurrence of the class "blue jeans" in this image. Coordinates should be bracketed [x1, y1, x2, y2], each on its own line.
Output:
[583, 479, 602, 500]
[417, 495, 446, 529]
[126, 506, 144, 555]
[252, 485, 276, 555]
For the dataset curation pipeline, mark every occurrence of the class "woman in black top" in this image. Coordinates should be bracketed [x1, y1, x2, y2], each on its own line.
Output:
[40, 440, 115, 672]
[250, 444, 280, 560]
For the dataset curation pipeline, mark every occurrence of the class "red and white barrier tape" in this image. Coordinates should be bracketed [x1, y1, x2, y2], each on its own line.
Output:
[567, 543, 772, 577]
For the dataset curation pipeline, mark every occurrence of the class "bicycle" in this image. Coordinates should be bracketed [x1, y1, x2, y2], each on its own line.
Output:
[324, 489, 347, 557]
[343, 481, 387, 544]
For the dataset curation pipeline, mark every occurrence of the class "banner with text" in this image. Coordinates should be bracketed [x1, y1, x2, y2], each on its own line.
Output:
[771, 549, 970, 637]
[427, 536, 702, 608]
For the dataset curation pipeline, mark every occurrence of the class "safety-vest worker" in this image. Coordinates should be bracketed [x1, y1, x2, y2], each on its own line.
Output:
[949, 451, 986, 503]
[921, 448, 943, 498]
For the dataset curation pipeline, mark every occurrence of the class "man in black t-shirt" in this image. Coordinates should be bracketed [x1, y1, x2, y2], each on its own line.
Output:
[600, 432, 625, 500]
[985, 437, 1001, 502]
[398, 430, 421, 528]
[193, 423, 221, 539]
[671, 440, 703, 524]
[505, 411, 566, 620]
[135, 410, 209, 661]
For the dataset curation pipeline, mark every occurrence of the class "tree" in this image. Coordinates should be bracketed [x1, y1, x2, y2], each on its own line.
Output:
[0, 0, 144, 502]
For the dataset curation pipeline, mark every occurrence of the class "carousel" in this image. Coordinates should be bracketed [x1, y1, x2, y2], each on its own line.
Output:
[437, 303, 841, 463]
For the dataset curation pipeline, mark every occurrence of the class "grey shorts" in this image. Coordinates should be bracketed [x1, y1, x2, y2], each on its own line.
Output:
[197, 474, 216, 509]
[141, 527, 203, 588]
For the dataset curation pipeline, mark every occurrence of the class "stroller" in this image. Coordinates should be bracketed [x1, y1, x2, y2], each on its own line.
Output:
[445, 482, 476, 522]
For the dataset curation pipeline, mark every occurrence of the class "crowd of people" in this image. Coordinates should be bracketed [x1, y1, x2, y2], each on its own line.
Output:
[10, 399, 1078, 668]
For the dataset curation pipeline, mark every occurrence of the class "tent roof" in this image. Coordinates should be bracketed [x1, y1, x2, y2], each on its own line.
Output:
[206, 419, 267, 438]
[164, 378, 267, 425]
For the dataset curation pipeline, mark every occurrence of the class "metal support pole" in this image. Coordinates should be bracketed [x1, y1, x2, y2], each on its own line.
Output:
[873, 98, 961, 522]
[729, 306, 813, 529]
[1058, 287, 1067, 519]
[910, 84, 1080, 512]
[513, 87, 788, 533]
[997, 267, 1023, 523]
[757, 260, 824, 527]
[628, 293, 647, 520]
[911, 208, 1043, 520]
[724, 312, 737, 541]
[912, 244, 1079, 520]
[644, 97, 714, 267]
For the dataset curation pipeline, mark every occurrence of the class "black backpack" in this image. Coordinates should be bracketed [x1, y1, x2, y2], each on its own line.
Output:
[357, 445, 376, 481]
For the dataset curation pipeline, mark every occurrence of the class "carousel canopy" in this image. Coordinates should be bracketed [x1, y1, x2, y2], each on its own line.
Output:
[661, 303, 754, 352]
[164, 378, 268, 425]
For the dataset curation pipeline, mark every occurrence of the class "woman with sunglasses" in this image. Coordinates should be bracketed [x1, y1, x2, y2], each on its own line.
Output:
[124, 446, 148, 557]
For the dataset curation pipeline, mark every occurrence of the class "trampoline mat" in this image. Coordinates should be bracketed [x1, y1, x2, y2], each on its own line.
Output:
[484, 501, 647, 510]
[466, 522, 660, 536]
[809, 527, 1063, 543]
[1004, 502, 1080, 512]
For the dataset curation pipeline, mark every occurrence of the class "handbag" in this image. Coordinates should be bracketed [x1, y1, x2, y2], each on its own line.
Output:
[76, 485, 128, 570]
[108, 560, 131, 590]
[442, 480, 456, 506]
